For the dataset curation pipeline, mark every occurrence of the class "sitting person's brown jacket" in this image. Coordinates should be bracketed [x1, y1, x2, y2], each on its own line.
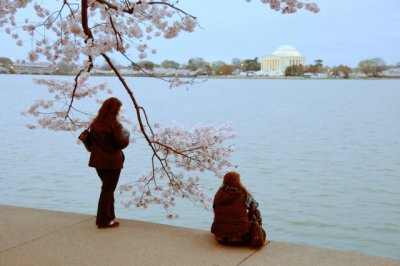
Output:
[211, 185, 251, 239]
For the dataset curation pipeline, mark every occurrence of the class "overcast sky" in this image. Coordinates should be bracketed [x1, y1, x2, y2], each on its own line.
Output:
[1, 0, 399, 67]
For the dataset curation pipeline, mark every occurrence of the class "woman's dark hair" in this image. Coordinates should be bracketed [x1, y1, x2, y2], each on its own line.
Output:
[92, 97, 122, 128]
[223, 172, 249, 195]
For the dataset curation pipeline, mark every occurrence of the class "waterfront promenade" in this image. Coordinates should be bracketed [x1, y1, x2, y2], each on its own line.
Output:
[1, 205, 399, 266]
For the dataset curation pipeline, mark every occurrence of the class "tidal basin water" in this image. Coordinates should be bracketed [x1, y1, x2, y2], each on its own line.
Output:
[0, 75, 399, 259]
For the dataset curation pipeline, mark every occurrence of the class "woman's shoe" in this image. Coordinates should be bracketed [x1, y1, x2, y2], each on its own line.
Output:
[98, 220, 120, 229]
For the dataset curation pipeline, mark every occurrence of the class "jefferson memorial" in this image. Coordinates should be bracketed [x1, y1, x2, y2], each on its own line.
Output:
[260, 45, 306, 76]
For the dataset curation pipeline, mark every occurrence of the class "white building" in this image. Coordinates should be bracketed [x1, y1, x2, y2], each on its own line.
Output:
[260, 45, 306, 76]
[13, 62, 53, 74]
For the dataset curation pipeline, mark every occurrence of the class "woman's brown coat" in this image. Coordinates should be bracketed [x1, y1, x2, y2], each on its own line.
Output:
[89, 123, 129, 169]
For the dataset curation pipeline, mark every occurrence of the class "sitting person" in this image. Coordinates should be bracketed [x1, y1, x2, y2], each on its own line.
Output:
[211, 171, 265, 246]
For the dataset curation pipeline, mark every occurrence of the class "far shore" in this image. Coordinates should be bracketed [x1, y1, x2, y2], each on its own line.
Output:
[1, 73, 399, 80]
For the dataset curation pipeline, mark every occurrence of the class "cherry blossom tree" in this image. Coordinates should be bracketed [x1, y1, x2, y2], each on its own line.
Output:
[0, 0, 319, 217]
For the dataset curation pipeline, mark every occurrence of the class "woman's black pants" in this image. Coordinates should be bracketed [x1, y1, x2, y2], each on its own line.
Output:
[95, 168, 121, 227]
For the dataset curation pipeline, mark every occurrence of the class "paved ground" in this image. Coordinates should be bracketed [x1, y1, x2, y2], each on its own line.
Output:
[1, 205, 399, 266]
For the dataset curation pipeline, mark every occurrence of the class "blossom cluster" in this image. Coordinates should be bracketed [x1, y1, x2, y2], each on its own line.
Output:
[0, 0, 200, 65]
[23, 73, 110, 131]
[152, 123, 235, 175]
[248, 0, 320, 13]
[119, 172, 212, 218]
[119, 122, 235, 216]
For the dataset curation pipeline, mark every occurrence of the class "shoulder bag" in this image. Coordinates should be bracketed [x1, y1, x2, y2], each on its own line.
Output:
[78, 126, 92, 152]
[248, 203, 267, 247]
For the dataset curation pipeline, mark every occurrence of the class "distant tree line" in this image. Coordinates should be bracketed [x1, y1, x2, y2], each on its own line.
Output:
[284, 57, 395, 78]
[127, 57, 262, 75]
[1, 56, 399, 78]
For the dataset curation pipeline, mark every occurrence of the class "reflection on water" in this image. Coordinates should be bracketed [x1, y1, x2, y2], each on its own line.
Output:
[0, 75, 399, 259]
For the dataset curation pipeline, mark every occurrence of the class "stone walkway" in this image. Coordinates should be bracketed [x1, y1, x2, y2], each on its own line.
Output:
[1, 205, 399, 266]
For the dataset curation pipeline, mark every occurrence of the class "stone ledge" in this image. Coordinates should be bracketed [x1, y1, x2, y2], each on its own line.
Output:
[0, 205, 399, 266]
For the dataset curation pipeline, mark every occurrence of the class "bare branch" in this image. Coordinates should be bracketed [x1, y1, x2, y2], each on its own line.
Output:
[106, 9, 124, 51]
[64, 69, 84, 120]
[81, 0, 94, 40]
[147, 1, 197, 20]
[95, 0, 135, 14]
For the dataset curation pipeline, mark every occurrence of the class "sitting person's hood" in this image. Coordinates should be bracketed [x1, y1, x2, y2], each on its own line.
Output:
[216, 185, 244, 205]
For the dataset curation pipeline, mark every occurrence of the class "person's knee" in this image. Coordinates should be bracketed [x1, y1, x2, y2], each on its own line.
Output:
[100, 189, 115, 195]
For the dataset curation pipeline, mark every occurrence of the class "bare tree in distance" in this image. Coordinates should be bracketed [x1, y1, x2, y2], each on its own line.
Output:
[0, 0, 319, 217]
[358, 57, 388, 77]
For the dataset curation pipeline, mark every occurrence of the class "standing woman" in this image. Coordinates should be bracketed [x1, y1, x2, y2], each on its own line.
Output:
[89, 97, 130, 228]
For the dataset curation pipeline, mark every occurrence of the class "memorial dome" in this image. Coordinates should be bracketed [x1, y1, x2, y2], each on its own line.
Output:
[272, 45, 302, 57]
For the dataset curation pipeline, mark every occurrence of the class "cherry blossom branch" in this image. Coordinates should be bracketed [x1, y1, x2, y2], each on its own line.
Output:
[95, 0, 135, 14]
[64, 1, 78, 19]
[147, 1, 197, 20]
[119, 51, 199, 88]
[94, 0, 198, 20]
[64, 69, 84, 121]
[39, 2, 67, 28]
[107, 13, 123, 51]
[63, 0, 95, 120]
[138, 106, 155, 135]
[81, 0, 94, 43]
